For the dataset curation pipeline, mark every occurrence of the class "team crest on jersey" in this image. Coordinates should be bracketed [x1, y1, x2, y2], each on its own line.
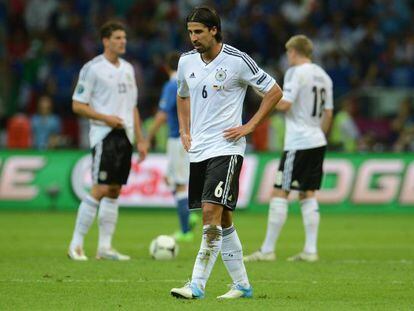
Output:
[215, 68, 227, 82]
[76, 84, 85, 94]
[126, 73, 133, 82]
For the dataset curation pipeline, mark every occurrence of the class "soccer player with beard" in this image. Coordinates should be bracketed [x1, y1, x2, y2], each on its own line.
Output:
[170, 7, 282, 299]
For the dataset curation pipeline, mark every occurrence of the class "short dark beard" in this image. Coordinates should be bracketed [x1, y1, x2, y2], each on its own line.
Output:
[195, 45, 207, 53]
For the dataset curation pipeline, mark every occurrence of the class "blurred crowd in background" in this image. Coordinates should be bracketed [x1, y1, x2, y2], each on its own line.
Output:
[1, 0, 414, 152]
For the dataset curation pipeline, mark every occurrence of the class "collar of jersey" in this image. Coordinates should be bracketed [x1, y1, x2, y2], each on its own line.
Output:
[199, 43, 225, 66]
[102, 54, 123, 70]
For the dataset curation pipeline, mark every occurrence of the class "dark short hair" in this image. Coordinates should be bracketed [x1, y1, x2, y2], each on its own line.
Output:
[100, 21, 126, 39]
[165, 51, 180, 71]
[186, 6, 222, 42]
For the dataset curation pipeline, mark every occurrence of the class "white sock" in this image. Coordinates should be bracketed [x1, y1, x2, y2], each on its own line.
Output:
[221, 225, 250, 288]
[301, 198, 320, 254]
[191, 225, 222, 290]
[98, 197, 119, 250]
[70, 195, 99, 250]
[260, 197, 288, 254]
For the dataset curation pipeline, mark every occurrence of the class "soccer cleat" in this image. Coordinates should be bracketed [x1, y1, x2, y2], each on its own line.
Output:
[217, 283, 253, 299]
[174, 231, 194, 242]
[287, 252, 319, 262]
[67, 246, 88, 261]
[243, 250, 276, 262]
[170, 282, 204, 299]
[96, 248, 131, 261]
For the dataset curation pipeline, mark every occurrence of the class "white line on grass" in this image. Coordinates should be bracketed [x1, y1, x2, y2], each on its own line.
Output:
[1, 279, 299, 284]
[332, 259, 413, 264]
[2, 279, 413, 285]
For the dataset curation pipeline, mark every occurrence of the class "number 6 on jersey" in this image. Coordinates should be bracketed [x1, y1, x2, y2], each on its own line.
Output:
[202, 85, 208, 98]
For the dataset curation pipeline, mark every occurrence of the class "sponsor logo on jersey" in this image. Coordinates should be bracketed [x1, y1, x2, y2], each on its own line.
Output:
[189, 72, 196, 78]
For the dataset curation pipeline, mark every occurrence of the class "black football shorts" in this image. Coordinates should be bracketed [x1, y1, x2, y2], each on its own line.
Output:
[189, 155, 243, 211]
[91, 129, 133, 185]
[274, 145, 326, 191]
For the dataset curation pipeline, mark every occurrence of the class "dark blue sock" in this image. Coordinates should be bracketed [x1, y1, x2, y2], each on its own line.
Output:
[176, 196, 190, 233]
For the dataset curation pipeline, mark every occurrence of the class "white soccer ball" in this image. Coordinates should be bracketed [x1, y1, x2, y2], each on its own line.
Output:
[149, 235, 179, 260]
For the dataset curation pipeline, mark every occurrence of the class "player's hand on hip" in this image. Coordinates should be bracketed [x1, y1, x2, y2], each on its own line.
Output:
[136, 140, 148, 163]
[180, 133, 192, 152]
[104, 115, 124, 128]
[223, 124, 253, 141]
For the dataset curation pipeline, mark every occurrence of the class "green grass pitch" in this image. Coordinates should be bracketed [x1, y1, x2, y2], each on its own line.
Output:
[0, 210, 413, 310]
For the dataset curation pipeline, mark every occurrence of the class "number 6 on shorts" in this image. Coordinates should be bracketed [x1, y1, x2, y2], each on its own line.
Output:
[214, 181, 224, 198]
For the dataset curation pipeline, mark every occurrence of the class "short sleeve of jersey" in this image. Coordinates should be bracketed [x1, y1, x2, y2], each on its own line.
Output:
[72, 64, 96, 103]
[159, 81, 177, 112]
[177, 57, 189, 98]
[282, 67, 300, 103]
[130, 65, 139, 106]
[324, 76, 334, 110]
[239, 53, 276, 93]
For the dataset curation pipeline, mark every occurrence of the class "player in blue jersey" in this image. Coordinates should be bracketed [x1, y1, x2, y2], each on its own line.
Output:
[147, 51, 198, 242]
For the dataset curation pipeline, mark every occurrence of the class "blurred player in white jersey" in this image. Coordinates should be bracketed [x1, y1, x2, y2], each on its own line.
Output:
[146, 51, 198, 242]
[68, 21, 147, 261]
[244, 35, 333, 263]
[170, 6, 282, 299]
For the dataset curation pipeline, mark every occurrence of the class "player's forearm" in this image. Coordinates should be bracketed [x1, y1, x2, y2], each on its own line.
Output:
[72, 101, 108, 123]
[247, 84, 282, 130]
[147, 111, 167, 142]
[177, 96, 190, 135]
[133, 107, 145, 142]
[321, 109, 333, 135]
[275, 99, 292, 112]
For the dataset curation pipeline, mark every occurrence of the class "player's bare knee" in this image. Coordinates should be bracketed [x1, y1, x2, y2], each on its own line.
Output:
[202, 203, 222, 225]
[273, 188, 289, 199]
[300, 191, 315, 200]
[175, 184, 186, 193]
[90, 185, 105, 201]
[106, 185, 121, 199]
[202, 209, 219, 225]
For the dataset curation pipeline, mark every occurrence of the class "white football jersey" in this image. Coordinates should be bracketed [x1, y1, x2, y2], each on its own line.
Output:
[177, 44, 276, 162]
[72, 55, 138, 148]
[282, 63, 333, 150]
